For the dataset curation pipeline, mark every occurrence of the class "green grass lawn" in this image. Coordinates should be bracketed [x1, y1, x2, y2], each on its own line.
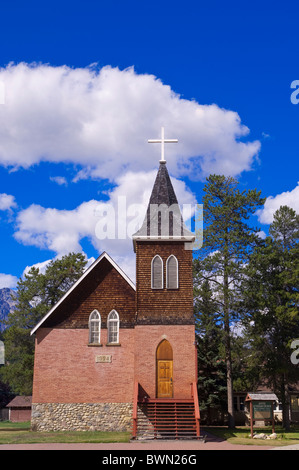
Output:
[1, 421, 299, 446]
[0, 421, 131, 445]
[203, 425, 299, 447]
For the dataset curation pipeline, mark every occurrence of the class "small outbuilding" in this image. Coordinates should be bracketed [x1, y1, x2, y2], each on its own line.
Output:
[6, 396, 32, 422]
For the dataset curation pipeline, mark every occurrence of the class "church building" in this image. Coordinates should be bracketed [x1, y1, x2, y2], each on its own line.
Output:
[30, 133, 200, 439]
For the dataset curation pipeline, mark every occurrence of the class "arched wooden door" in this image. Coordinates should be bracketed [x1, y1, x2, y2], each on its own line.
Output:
[156, 339, 173, 398]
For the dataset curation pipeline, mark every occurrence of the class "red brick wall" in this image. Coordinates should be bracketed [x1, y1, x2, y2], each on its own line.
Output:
[32, 324, 197, 404]
[9, 409, 31, 422]
[133, 325, 197, 399]
[32, 328, 135, 403]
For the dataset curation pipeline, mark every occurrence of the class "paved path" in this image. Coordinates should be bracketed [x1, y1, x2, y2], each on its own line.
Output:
[272, 444, 299, 450]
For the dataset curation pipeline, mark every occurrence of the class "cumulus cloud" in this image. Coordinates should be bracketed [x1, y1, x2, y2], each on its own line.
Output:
[14, 170, 196, 282]
[0, 273, 18, 289]
[257, 182, 299, 224]
[0, 62, 260, 181]
[1, 62, 260, 281]
[23, 258, 53, 277]
[0, 193, 17, 211]
[14, 200, 99, 255]
[50, 176, 68, 186]
[257, 230, 267, 239]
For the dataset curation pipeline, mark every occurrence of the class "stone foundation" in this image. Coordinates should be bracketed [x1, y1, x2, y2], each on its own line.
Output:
[31, 402, 133, 432]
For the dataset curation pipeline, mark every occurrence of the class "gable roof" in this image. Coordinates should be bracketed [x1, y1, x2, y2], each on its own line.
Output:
[245, 393, 278, 402]
[30, 252, 135, 335]
[6, 396, 32, 408]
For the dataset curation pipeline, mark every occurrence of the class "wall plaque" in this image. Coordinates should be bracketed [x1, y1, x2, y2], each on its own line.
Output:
[95, 355, 112, 363]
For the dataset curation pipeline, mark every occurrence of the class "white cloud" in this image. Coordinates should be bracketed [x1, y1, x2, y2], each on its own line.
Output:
[0, 273, 18, 289]
[0, 80, 5, 104]
[50, 176, 68, 186]
[257, 182, 299, 224]
[14, 170, 196, 282]
[257, 230, 267, 239]
[0, 62, 260, 181]
[0, 193, 17, 211]
[14, 200, 99, 255]
[23, 258, 53, 277]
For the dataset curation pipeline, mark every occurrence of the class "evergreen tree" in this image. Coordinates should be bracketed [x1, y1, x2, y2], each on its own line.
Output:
[0, 252, 87, 395]
[229, 326, 261, 393]
[193, 174, 265, 427]
[242, 206, 299, 430]
[194, 279, 227, 424]
[0, 329, 13, 408]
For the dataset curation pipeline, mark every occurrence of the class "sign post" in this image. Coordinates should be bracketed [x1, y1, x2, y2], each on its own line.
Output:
[245, 393, 278, 438]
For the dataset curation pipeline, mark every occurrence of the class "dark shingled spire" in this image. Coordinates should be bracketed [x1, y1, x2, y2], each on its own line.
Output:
[132, 162, 194, 249]
[147, 161, 179, 207]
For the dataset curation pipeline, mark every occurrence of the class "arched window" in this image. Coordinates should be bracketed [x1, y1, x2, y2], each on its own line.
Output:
[166, 255, 178, 289]
[151, 255, 163, 289]
[108, 310, 119, 344]
[89, 310, 101, 344]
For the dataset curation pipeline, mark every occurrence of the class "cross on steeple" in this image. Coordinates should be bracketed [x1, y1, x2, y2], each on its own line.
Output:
[148, 127, 178, 164]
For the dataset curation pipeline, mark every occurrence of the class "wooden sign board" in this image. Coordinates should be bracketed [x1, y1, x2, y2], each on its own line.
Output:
[253, 401, 273, 420]
[245, 393, 277, 438]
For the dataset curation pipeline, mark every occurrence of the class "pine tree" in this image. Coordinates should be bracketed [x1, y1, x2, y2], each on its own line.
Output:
[242, 206, 299, 430]
[194, 279, 227, 424]
[0, 252, 87, 395]
[193, 174, 265, 427]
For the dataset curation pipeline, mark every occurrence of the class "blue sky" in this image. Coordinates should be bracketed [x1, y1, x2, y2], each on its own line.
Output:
[0, 0, 298, 285]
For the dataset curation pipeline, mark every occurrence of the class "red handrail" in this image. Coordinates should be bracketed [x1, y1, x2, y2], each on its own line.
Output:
[192, 381, 200, 439]
[132, 381, 139, 439]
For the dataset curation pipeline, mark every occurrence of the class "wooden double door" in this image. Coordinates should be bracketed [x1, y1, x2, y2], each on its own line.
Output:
[156, 340, 173, 398]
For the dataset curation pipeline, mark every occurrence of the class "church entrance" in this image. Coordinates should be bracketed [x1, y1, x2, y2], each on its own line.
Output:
[156, 339, 173, 398]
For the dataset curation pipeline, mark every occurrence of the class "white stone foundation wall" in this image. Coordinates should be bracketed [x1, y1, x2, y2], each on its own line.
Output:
[31, 403, 133, 432]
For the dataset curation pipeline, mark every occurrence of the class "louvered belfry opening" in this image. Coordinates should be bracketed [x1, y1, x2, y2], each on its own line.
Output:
[166, 255, 178, 289]
[151, 255, 163, 289]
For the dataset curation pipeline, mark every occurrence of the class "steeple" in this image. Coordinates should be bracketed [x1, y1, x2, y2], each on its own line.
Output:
[133, 129, 196, 327]
[146, 160, 179, 207]
[132, 161, 194, 251]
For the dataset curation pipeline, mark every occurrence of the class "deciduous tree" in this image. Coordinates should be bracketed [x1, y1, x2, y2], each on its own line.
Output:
[0, 253, 87, 395]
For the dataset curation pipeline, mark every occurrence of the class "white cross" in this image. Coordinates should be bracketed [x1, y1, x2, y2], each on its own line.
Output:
[148, 127, 178, 164]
